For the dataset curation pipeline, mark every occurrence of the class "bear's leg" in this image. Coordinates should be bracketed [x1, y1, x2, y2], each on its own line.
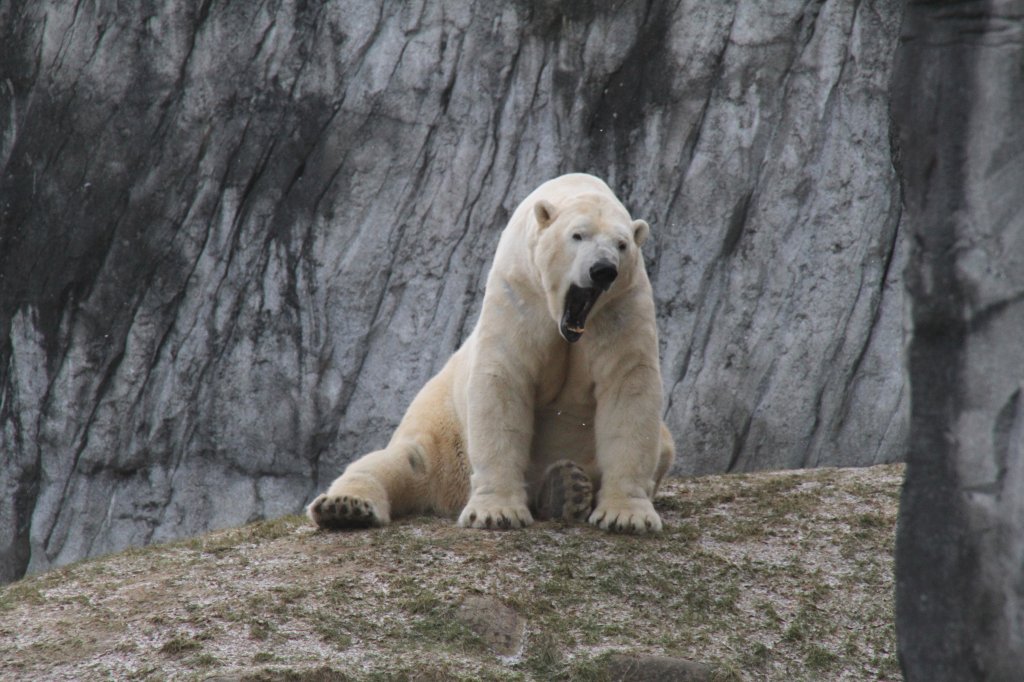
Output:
[533, 460, 594, 522]
[307, 443, 429, 530]
[309, 357, 469, 530]
[457, 363, 535, 530]
[588, 369, 665, 534]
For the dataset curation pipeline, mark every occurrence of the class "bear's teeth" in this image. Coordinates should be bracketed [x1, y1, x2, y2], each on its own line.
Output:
[568, 326, 585, 333]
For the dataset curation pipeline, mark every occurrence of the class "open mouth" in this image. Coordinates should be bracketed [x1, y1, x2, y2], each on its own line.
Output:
[559, 285, 602, 343]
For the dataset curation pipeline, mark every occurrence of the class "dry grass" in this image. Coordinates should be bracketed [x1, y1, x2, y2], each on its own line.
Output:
[0, 464, 903, 681]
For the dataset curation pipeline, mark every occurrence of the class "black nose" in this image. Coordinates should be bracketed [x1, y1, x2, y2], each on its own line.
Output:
[589, 261, 618, 291]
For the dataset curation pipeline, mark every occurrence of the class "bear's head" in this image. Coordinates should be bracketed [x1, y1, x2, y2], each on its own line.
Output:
[531, 194, 649, 343]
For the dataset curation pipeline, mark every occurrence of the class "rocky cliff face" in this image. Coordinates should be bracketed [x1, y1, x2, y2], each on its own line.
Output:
[893, 2, 1024, 678]
[0, 1, 905, 581]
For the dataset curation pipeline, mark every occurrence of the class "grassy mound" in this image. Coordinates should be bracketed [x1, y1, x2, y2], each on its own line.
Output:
[0, 465, 903, 681]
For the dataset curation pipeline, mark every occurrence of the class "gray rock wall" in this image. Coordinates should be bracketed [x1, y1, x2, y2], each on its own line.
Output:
[893, 1, 1024, 678]
[0, 0, 906, 581]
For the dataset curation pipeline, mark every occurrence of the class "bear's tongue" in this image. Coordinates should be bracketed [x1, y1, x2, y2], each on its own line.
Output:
[560, 285, 602, 343]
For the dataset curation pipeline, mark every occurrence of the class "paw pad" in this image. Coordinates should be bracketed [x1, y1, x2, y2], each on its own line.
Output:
[535, 461, 594, 522]
[309, 493, 380, 530]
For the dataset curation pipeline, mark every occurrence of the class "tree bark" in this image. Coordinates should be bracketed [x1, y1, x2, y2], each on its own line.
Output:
[0, 1, 905, 581]
[893, 1, 1024, 678]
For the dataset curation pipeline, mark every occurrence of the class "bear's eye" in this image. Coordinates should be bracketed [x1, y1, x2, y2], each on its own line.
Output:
[572, 233, 583, 242]
[617, 240, 628, 252]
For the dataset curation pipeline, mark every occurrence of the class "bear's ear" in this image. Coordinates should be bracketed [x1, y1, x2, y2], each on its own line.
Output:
[632, 219, 650, 246]
[534, 200, 557, 229]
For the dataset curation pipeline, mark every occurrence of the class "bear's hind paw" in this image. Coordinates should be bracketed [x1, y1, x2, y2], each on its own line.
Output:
[535, 460, 594, 522]
[308, 493, 387, 530]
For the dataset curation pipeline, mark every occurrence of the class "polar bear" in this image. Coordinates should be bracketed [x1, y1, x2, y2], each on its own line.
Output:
[308, 173, 674, 533]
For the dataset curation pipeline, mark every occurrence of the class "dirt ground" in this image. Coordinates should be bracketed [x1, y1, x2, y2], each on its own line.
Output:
[0, 464, 904, 681]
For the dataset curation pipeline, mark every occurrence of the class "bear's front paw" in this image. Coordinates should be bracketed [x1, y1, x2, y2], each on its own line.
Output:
[307, 493, 388, 530]
[588, 497, 662, 534]
[457, 496, 533, 530]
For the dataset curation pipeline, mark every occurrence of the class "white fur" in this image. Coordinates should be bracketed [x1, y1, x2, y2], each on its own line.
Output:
[308, 173, 674, 533]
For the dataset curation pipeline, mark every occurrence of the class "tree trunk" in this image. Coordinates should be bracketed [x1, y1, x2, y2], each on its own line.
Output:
[0, 1, 905, 581]
[893, 1, 1024, 677]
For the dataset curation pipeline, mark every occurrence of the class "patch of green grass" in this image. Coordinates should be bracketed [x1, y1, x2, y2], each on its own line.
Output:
[802, 580, 832, 606]
[249, 619, 274, 641]
[0, 582, 45, 611]
[715, 517, 770, 542]
[391, 576, 443, 616]
[805, 644, 839, 671]
[113, 641, 138, 654]
[61, 593, 95, 608]
[562, 654, 614, 682]
[872, 650, 902, 679]
[765, 489, 822, 517]
[715, 583, 741, 612]
[324, 575, 360, 605]
[522, 634, 563, 679]
[364, 664, 476, 682]
[410, 607, 484, 652]
[654, 495, 700, 516]
[314, 619, 352, 649]
[751, 474, 804, 495]
[249, 515, 307, 540]
[26, 636, 87, 659]
[857, 512, 888, 529]
[183, 515, 306, 555]
[669, 521, 701, 542]
[742, 640, 771, 670]
[124, 664, 160, 680]
[782, 622, 805, 643]
[191, 652, 219, 667]
[270, 584, 309, 610]
[243, 666, 354, 682]
[756, 599, 783, 628]
[712, 663, 744, 681]
[158, 635, 202, 656]
[706, 490, 738, 505]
